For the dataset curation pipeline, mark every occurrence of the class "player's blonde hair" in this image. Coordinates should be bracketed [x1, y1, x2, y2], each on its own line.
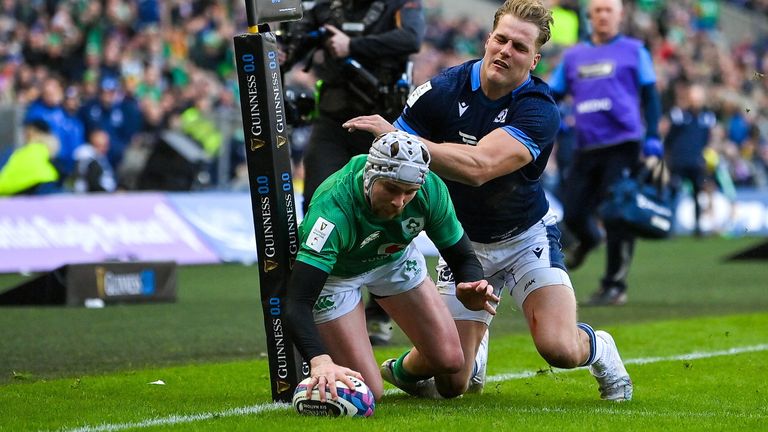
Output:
[492, 0, 553, 50]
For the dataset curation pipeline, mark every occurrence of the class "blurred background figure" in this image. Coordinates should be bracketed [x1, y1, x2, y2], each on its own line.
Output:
[78, 76, 142, 170]
[549, 0, 663, 306]
[663, 82, 717, 237]
[73, 128, 117, 193]
[0, 119, 59, 196]
[23, 76, 84, 180]
[280, 0, 426, 215]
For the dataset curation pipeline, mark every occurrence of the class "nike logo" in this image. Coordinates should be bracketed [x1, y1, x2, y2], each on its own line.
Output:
[458, 101, 469, 117]
[533, 247, 543, 258]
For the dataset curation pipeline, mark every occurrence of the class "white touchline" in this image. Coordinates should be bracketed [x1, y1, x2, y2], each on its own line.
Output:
[55, 344, 768, 432]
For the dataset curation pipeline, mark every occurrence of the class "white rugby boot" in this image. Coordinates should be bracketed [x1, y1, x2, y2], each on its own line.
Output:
[589, 330, 633, 401]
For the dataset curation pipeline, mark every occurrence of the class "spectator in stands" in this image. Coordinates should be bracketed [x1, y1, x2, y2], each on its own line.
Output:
[0, 119, 59, 195]
[79, 76, 143, 169]
[23, 76, 84, 178]
[73, 128, 117, 193]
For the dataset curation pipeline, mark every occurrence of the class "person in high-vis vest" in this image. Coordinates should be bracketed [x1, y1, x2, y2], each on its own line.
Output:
[0, 120, 60, 196]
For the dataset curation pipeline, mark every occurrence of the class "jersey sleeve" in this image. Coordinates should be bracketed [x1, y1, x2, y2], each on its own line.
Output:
[422, 172, 464, 249]
[296, 210, 349, 274]
[393, 77, 443, 137]
[501, 94, 560, 162]
[637, 45, 657, 86]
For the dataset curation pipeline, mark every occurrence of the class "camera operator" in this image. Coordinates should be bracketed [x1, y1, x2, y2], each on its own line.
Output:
[281, 0, 425, 215]
[281, 0, 425, 347]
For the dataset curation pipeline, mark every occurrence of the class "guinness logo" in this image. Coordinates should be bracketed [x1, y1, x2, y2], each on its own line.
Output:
[250, 138, 266, 150]
[277, 135, 287, 148]
[277, 380, 291, 393]
[264, 260, 279, 272]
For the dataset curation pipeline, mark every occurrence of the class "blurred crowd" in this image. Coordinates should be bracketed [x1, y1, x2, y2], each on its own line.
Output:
[0, 0, 766, 196]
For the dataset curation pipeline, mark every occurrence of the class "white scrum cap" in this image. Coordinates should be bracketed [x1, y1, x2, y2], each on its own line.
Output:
[364, 131, 431, 195]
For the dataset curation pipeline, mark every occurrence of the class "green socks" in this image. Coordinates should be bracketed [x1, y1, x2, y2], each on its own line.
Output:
[393, 350, 431, 383]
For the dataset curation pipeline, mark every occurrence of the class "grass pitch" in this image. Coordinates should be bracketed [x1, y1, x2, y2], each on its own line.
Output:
[1, 236, 767, 431]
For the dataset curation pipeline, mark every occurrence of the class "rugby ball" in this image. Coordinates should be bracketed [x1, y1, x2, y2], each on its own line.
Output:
[292, 376, 375, 417]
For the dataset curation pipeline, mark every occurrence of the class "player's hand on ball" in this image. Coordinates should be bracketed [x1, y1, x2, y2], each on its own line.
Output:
[308, 354, 364, 401]
[456, 280, 499, 315]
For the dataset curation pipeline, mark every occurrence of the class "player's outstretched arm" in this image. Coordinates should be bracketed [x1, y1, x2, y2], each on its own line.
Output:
[344, 116, 533, 186]
[285, 261, 364, 400]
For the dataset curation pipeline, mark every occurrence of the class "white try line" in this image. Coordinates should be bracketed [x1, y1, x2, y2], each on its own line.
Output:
[55, 344, 768, 432]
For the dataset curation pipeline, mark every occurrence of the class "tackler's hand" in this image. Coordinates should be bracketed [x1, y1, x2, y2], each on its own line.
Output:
[456, 280, 499, 315]
[343, 115, 397, 136]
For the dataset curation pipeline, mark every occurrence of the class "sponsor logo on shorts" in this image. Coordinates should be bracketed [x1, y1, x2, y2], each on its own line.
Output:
[404, 259, 422, 278]
[313, 295, 337, 313]
[532, 246, 544, 259]
[524, 278, 536, 292]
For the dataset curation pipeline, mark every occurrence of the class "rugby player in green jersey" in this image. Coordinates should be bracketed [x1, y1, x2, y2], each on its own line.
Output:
[285, 131, 498, 402]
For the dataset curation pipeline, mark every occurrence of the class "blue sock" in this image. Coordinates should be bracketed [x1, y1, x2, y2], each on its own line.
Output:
[577, 322, 597, 366]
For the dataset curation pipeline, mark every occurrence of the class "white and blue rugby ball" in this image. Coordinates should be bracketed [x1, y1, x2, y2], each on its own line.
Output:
[292, 376, 375, 418]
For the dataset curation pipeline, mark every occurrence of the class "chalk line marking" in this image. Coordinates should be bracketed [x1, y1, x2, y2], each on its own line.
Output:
[55, 344, 768, 432]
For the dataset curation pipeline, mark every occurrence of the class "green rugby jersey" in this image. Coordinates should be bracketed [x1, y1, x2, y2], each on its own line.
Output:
[297, 155, 464, 277]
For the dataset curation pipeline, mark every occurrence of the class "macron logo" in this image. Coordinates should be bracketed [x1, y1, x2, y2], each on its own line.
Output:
[458, 101, 469, 117]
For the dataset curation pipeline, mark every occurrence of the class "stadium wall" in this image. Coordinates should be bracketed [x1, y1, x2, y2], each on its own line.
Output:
[0, 189, 766, 274]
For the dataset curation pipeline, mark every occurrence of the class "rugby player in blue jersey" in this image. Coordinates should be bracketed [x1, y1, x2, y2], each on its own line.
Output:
[344, 0, 633, 401]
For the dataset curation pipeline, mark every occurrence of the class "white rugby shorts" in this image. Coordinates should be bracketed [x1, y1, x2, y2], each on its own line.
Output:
[312, 243, 427, 324]
[436, 211, 573, 324]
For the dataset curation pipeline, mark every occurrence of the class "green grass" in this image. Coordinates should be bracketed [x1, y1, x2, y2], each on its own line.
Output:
[1, 236, 767, 430]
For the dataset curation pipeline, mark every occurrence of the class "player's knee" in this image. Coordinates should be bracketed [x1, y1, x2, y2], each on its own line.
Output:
[428, 350, 464, 375]
[535, 337, 582, 369]
[436, 382, 466, 399]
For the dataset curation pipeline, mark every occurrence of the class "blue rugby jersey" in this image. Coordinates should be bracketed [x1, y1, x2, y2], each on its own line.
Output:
[394, 60, 560, 243]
